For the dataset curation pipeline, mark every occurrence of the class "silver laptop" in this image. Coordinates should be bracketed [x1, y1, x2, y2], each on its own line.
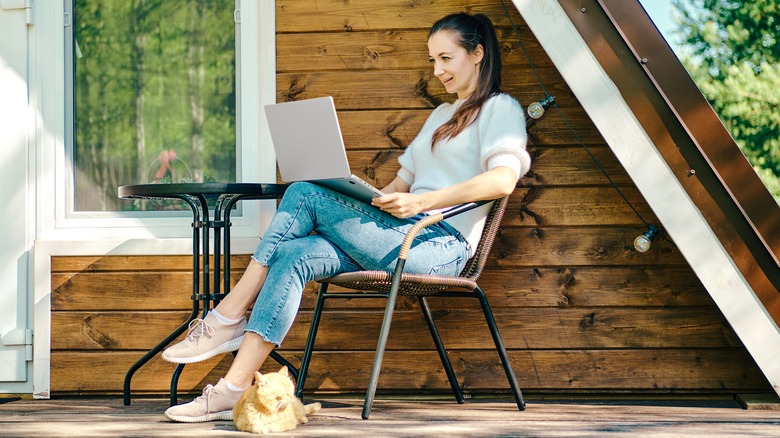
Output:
[264, 96, 385, 203]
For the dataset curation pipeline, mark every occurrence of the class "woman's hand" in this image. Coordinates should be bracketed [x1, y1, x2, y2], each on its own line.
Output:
[373, 166, 518, 218]
[372, 192, 427, 218]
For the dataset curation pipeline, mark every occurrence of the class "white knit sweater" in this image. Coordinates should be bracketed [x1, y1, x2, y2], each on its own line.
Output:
[397, 93, 530, 255]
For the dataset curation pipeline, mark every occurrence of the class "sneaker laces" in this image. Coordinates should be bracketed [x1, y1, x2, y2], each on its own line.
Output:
[194, 384, 218, 411]
[184, 318, 215, 344]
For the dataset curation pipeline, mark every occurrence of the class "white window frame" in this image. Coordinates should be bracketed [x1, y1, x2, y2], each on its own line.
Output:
[30, 0, 276, 398]
[43, 0, 277, 243]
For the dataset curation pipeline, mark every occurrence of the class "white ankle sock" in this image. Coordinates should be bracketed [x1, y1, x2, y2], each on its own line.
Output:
[223, 379, 248, 393]
[210, 309, 243, 325]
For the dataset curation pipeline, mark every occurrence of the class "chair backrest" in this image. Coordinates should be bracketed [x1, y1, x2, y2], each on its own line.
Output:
[458, 196, 509, 281]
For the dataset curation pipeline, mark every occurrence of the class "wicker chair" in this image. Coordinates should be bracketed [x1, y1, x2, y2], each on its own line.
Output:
[294, 196, 525, 419]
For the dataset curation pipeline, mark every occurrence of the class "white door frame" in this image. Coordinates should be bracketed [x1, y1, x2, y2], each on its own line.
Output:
[0, 0, 34, 393]
[27, 0, 276, 398]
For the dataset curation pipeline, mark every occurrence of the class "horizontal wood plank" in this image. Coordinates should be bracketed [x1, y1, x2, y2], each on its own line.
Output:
[51, 255, 251, 273]
[276, 28, 554, 72]
[327, 109, 604, 153]
[275, 0, 528, 33]
[507, 187, 657, 226]
[52, 272, 197, 311]
[341, 147, 632, 188]
[466, 267, 711, 308]
[276, 69, 580, 110]
[52, 307, 737, 351]
[523, 146, 632, 186]
[526, 111, 606, 146]
[51, 264, 709, 311]
[491, 227, 685, 268]
[50, 349, 768, 394]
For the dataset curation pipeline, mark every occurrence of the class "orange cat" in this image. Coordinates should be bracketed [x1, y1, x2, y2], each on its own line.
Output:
[233, 367, 321, 434]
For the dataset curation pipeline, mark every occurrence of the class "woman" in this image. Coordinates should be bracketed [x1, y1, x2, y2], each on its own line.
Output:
[163, 12, 530, 422]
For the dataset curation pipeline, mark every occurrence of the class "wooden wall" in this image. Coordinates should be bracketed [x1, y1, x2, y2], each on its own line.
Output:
[50, 0, 771, 397]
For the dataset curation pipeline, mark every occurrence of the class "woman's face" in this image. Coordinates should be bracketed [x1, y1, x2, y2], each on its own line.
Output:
[428, 30, 483, 100]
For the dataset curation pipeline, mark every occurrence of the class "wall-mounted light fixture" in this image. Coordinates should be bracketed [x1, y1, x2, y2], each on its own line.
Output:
[634, 225, 659, 252]
[527, 94, 556, 119]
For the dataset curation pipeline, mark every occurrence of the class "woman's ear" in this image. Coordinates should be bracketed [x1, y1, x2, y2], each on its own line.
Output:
[471, 44, 485, 64]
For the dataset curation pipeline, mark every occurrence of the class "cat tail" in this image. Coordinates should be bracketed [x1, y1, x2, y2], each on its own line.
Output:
[304, 402, 322, 415]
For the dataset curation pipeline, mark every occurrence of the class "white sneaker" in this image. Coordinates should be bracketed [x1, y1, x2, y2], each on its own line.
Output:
[162, 312, 246, 364]
[164, 379, 241, 423]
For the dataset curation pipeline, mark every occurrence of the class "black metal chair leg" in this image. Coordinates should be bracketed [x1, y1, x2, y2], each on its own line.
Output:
[418, 296, 464, 403]
[475, 287, 525, 411]
[362, 260, 406, 420]
[296, 283, 329, 398]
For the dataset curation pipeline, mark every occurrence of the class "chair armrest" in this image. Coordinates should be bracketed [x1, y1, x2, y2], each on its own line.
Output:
[397, 199, 493, 260]
[440, 199, 492, 220]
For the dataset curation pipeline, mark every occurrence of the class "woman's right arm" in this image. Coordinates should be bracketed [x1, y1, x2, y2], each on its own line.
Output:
[380, 176, 411, 195]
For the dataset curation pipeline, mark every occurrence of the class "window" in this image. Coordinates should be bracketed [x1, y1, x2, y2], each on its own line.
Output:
[66, 0, 238, 213]
[45, 0, 274, 241]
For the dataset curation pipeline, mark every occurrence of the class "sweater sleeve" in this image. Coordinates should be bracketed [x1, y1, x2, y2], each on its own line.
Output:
[478, 94, 531, 180]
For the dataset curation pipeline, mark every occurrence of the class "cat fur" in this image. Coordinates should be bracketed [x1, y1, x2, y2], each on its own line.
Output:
[233, 367, 321, 434]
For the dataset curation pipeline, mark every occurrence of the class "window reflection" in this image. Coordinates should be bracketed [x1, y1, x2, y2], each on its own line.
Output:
[72, 0, 236, 211]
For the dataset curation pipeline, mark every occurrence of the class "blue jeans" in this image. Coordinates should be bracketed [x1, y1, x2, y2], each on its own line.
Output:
[247, 182, 470, 346]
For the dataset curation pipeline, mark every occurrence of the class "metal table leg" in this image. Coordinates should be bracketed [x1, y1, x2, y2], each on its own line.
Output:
[124, 195, 202, 406]
[169, 194, 212, 406]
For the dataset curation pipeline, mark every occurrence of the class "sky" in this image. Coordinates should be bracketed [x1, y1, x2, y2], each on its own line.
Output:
[638, 0, 678, 45]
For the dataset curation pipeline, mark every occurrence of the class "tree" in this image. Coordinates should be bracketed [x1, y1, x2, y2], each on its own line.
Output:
[673, 0, 780, 204]
[73, 0, 236, 211]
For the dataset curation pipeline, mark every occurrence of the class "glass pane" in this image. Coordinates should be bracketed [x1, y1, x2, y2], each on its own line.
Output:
[72, 0, 236, 212]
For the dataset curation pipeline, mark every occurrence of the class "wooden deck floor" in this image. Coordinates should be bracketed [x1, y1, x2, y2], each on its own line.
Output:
[2, 395, 780, 437]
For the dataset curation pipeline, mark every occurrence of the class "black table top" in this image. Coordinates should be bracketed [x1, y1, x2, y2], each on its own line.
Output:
[118, 182, 288, 199]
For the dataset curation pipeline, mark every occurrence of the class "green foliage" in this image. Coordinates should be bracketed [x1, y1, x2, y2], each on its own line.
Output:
[673, 0, 780, 204]
[73, 0, 236, 211]
[675, 0, 779, 75]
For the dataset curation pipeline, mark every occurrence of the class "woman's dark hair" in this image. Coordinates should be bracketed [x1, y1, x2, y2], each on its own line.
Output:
[429, 13, 502, 148]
